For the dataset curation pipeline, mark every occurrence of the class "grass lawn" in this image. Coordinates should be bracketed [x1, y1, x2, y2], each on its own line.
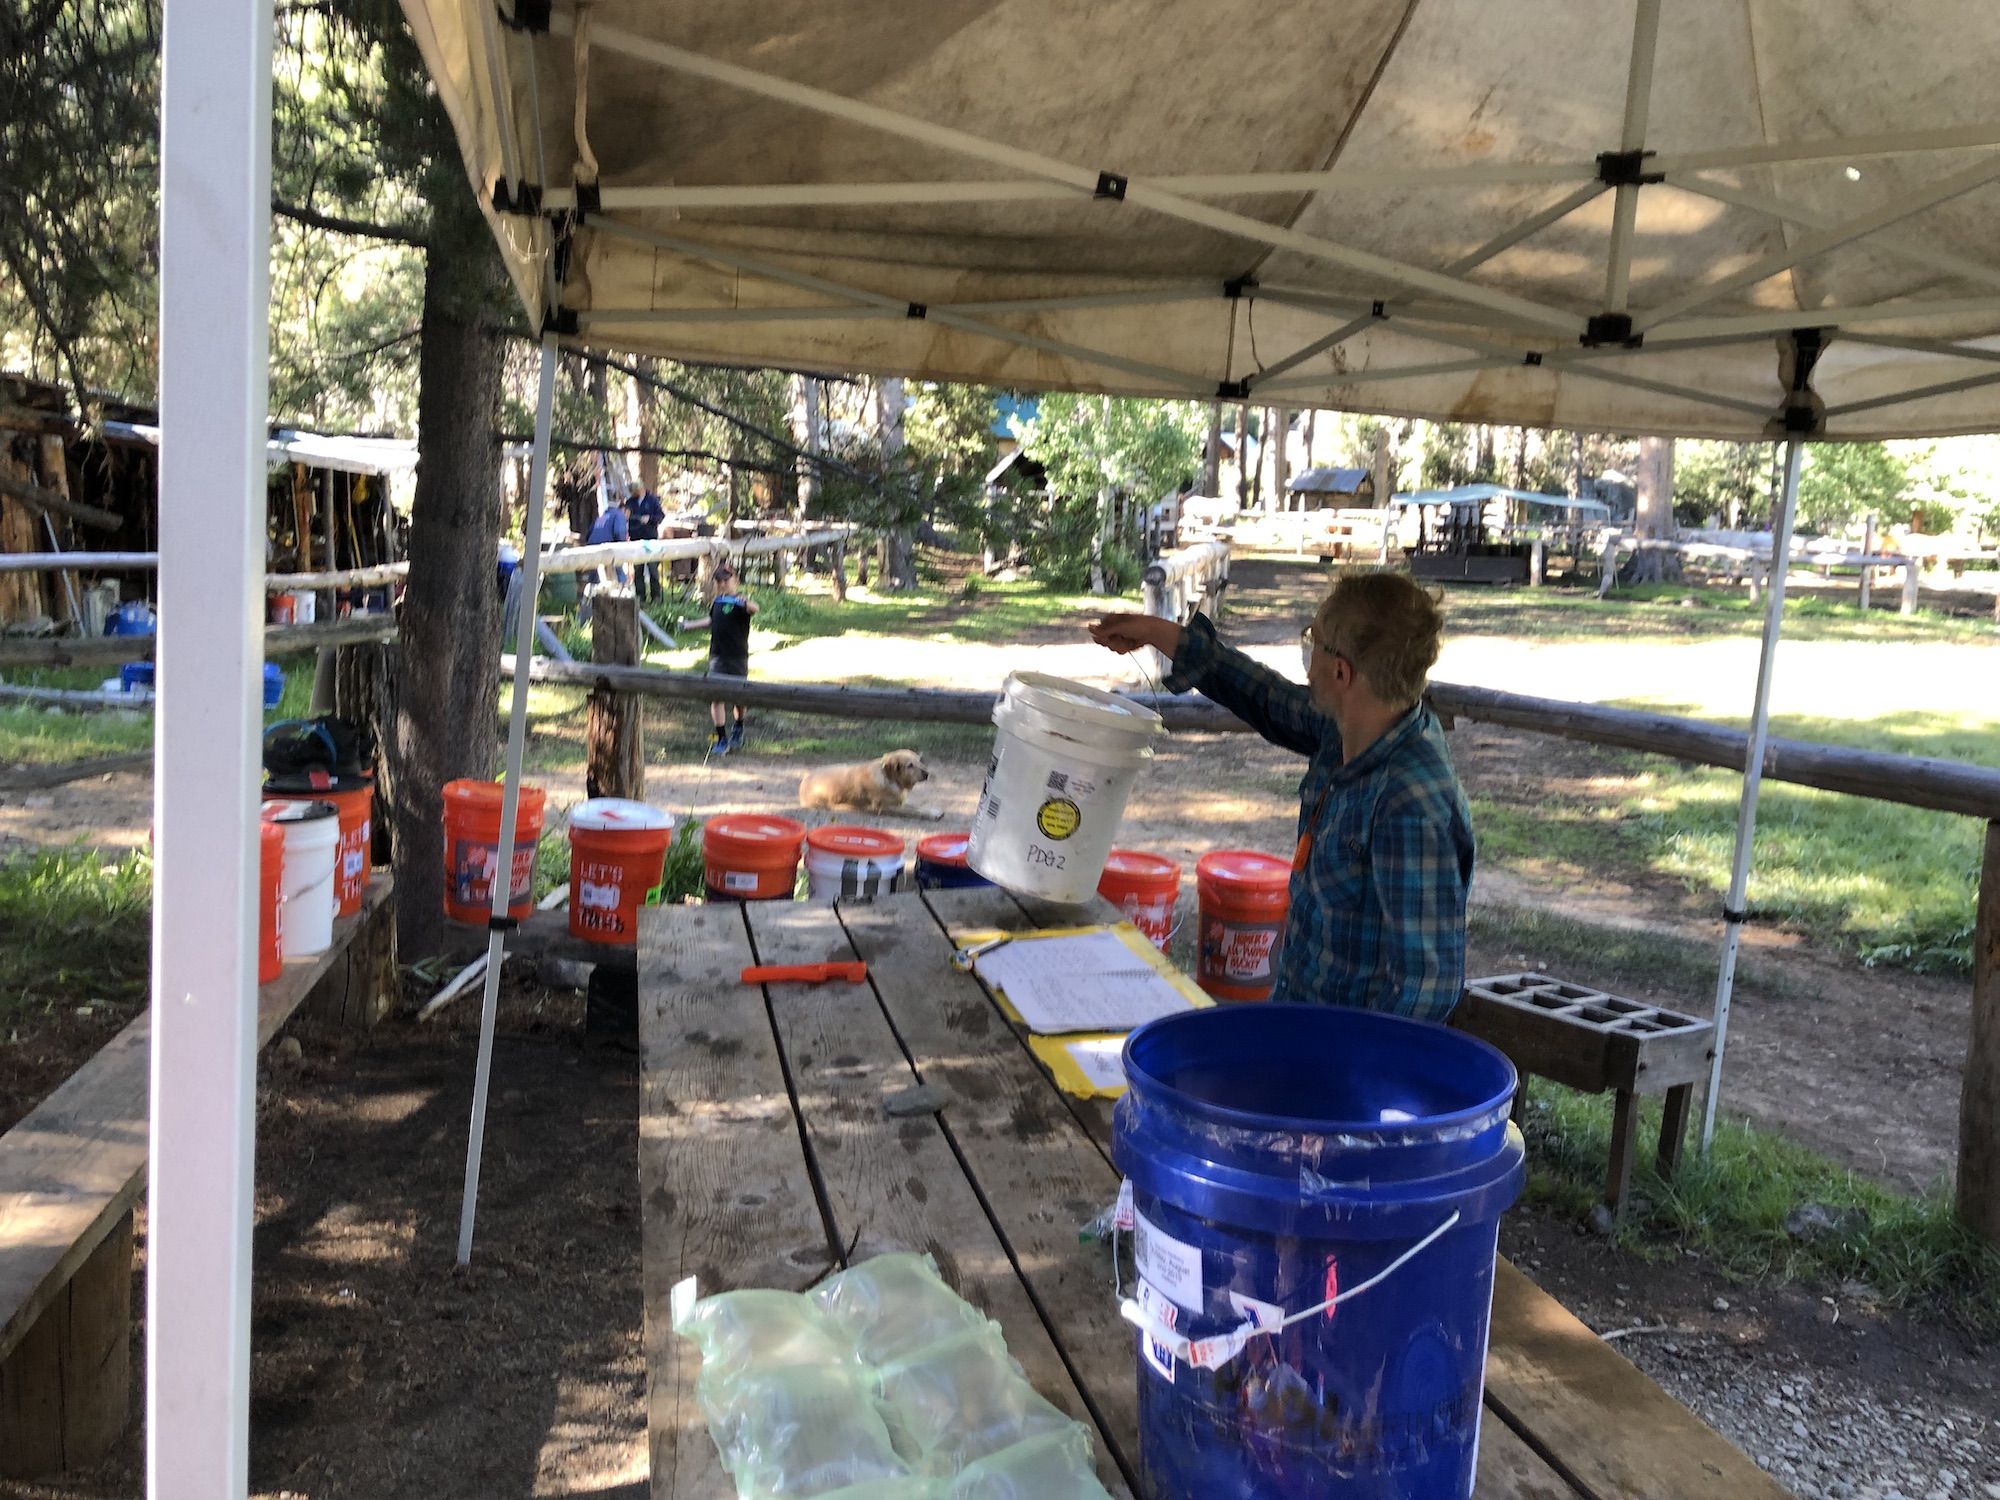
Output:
[1471, 704, 1995, 973]
[1439, 579, 1995, 645]
[1522, 1082, 2000, 1336]
[0, 846, 153, 1016]
[0, 660, 323, 767]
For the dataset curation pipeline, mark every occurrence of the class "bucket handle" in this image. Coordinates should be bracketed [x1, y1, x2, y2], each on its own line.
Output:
[1117, 1208, 1462, 1373]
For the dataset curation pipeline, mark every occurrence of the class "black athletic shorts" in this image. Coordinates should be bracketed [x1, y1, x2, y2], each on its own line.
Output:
[709, 656, 749, 679]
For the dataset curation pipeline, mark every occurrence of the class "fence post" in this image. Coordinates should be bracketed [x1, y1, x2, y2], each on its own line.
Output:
[1958, 822, 2000, 1248]
[1859, 512, 1875, 610]
[1901, 558, 1920, 617]
[586, 588, 643, 800]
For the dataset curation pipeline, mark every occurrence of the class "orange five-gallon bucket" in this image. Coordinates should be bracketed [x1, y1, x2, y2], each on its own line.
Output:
[442, 779, 547, 924]
[1097, 849, 1182, 950]
[1195, 849, 1293, 1001]
[569, 798, 676, 945]
[703, 814, 806, 901]
[258, 817, 286, 984]
[265, 772, 374, 916]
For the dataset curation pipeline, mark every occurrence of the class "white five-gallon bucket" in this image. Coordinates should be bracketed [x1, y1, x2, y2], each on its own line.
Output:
[967, 672, 1163, 903]
[261, 799, 339, 959]
[803, 825, 907, 902]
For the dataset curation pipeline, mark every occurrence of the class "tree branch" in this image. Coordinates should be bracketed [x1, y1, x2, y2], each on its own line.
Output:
[272, 196, 426, 249]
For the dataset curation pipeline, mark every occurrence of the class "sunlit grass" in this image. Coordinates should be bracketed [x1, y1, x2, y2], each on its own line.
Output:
[1523, 1083, 2000, 1335]
[0, 846, 154, 1014]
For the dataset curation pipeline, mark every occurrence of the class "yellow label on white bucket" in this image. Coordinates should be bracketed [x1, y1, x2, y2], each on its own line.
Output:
[1036, 797, 1082, 840]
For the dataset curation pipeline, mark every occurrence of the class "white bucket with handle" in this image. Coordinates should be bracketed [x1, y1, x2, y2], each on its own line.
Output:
[261, 799, 339, 959]
[967, 672, 1163, 903]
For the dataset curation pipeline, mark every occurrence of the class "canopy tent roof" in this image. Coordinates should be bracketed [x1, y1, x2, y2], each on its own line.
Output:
[403, 0, 2000, 441]
[1398, 483, 1612, 515]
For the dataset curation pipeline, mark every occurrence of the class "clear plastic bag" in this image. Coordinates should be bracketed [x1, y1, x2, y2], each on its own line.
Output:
[812, 1253, 992, 1365]
[700, 1364, 910, 1498]
[675, 1287, 859, 1386]
[878, 1328, 1076, 1474]
[814, 1482, 943, 1500]
[947, 1428, 1113, 1500]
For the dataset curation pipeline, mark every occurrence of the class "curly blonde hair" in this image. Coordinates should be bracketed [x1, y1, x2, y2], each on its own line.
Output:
[1313, 571, 1445, 707]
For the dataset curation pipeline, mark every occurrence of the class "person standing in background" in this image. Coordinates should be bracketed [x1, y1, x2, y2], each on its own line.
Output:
[706, 560, 758, 755]
[584, 490, 630, 588]
[627, 479, 666, 603]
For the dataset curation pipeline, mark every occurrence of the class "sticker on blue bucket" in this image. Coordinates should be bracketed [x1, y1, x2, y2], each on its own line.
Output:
[1111, 1003, 1525, 1499]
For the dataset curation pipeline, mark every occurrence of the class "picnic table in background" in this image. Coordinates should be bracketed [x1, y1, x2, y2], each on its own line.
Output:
[636, 888, 1796, 1500]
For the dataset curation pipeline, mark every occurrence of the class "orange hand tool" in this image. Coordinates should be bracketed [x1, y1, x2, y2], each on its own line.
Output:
[740, 961, 869, 985]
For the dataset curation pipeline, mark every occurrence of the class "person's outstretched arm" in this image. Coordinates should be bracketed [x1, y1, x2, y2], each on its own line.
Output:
[1089, 611, 1332, 757]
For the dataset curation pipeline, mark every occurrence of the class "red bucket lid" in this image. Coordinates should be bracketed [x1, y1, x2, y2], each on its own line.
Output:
[1196, 849, 1291, 889]
[806, 825, 906, 859]
[916, 832, 972, 867]
[1101, 848, 1180, 882]
[704, 814, 806, 852]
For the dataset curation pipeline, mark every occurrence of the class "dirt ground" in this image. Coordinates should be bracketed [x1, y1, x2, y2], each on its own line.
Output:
[2, 553, 1994, 1499]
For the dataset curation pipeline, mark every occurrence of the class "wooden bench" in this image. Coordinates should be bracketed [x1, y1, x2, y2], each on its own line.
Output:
[0, 873, 395, 1477]
[1454, 971, 1715, 1214]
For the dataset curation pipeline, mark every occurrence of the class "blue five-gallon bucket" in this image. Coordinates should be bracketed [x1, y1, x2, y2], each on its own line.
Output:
[1112, 1004, 1525, 1499]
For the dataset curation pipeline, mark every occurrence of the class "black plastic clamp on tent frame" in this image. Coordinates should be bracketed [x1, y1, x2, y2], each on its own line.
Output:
[1596, 149, 1664, 187]
[500, 0, 551, 32]
[1779, 326, 1830, 435]
[492, 179, 545, 216]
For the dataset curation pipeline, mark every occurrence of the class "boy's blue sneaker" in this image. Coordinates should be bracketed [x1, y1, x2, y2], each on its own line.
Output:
[709, 730, 731, 758]
[726, 722, 746, 753]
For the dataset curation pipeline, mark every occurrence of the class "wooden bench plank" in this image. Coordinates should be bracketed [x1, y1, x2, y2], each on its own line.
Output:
[1477, 1415, 1591, 1499]
[1485, 1260, 1794, 1499]
[749, 899, 1135, 1498]
[636, 902, 834, 1500]
[0, 873, 395, 1366]
[835, 895, 1142, 1482]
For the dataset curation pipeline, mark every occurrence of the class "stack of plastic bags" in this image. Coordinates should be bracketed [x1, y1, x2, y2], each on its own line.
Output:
[675, 1252, 1116, 1500]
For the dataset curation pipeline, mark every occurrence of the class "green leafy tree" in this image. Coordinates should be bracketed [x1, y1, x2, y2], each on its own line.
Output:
[1796, 443, 1908, 535]
[1019, 395, 1202, 589]
[1674, 441, 1767, 528]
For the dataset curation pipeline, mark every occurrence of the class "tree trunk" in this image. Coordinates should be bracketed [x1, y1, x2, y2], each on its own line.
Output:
[1372, 425, 1393, 511]
[877, 376, 917, 590]
[1636, 435, 1675, 539]
[1511, 427, 1529, 490]
[798, 376, 824, 519]
[1233, 403, 1249, 508]
[1568, 431, 1584, 500]
[1202, 402, 1223, 495]
[1303, 409, 1318, 472]
[635, 356, 660, 496]
[1270, 406, 1291, 512]
[1248, 411, 1265, 511]
[389, 249, 505, 959]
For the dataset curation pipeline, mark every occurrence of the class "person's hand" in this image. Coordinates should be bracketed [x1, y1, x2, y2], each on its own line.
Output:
[1088, 613, 1183, 658]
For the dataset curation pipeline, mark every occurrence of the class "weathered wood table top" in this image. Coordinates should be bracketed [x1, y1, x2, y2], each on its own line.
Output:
[637, 888, 1792, 1500]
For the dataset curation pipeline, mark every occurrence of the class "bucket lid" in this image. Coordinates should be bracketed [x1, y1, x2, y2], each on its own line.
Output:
[1001, 671, 1163, 734]
[915, 831, 972, 867]
[806, 825, 906, 859]
[1101, 848, 1180, 882]
[705, 813, 806, 848]
[1196, 849, 1291, 888]
[444, 778, 548, 812]
[570, 797, 674, 832]
[261, 798, 336, 825]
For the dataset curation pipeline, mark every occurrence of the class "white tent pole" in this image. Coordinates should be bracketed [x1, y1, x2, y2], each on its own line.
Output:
[1650, 122, 2000, 174]
[1665, 175, 2000, 293]
[1638, 156, 2000, 332]
[559, 15, 1583, 336]
[457, 333, 558, 1266]
[1600, 0, 1662, 314]
[1656, 293, 2000, 341]
[149, 0, 273, 1490]
[1252, 183, 1607, 386]
[1701, 435, 1806, 1151]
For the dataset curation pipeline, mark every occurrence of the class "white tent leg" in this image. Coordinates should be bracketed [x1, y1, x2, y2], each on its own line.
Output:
[149, 0, 273, 1491]
[1700, 436, 1805, 1151]
[457, 334, 558, 1265]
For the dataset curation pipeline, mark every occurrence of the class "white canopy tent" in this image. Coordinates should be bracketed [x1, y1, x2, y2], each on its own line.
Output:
[152, 1, 2000, 1492]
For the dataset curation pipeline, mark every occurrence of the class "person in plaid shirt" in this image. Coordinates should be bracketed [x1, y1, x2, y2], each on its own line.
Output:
[1089, 571, 1473, 1020]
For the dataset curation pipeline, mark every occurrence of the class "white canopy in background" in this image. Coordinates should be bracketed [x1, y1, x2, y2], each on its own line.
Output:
[402, 0, 2000, 439]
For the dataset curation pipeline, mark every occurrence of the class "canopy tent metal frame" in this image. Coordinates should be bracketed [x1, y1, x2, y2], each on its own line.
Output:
[149, 0, 2000, 1491]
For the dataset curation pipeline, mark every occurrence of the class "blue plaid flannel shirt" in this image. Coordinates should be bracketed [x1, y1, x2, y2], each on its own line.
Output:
[1164, 612, 1475, 1020]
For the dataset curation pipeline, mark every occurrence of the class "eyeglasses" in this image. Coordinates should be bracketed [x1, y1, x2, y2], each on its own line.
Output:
[1299, 626, 1348, 678]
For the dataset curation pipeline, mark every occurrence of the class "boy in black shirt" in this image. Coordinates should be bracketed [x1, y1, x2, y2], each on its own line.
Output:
[707, 561, 757, 754]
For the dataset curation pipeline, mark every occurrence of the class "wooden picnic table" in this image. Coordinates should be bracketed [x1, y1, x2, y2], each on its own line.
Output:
[637, 888, 1794, 1500]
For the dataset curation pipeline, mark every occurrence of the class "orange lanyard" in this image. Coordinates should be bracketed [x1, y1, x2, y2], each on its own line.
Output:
[1292, 781, 1335, 873]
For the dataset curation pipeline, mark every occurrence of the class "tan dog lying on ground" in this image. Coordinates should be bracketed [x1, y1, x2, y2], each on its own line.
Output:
[798, 750, 940, 819]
